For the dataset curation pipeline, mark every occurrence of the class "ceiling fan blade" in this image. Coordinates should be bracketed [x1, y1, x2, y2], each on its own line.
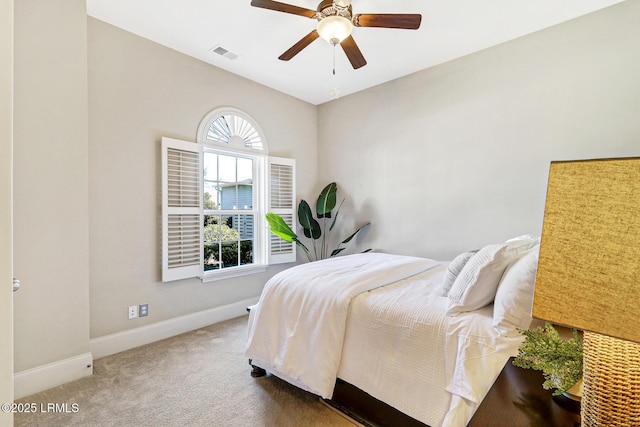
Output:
[340, 35, 367, 69]
[353, 14, 422, 30]
[279, 30, 320, 61]
[250, 0, 317, 18]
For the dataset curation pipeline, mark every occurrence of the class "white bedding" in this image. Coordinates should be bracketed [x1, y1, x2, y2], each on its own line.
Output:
[245, 251, 526, 427]
[339, 264, 524, 427]
[245, 252, 440, 398]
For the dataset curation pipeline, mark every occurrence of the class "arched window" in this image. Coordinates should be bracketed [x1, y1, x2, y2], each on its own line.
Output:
[197, 107, 267, 152]
[161, 108, 295, 282]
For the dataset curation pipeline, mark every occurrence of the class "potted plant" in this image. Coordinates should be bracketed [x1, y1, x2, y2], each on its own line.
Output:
[266, 182, 370, 262]
[513, 322, 584, 399]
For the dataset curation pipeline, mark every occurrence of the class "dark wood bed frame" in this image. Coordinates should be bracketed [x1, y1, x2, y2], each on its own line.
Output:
[249, 361, 427, 427]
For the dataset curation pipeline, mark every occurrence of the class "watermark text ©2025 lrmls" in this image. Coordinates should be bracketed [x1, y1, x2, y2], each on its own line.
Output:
[1, 402, 79, 413]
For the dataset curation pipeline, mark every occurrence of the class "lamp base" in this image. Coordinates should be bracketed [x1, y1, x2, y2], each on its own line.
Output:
[581, 332, 640, 427]
[551, 378, 582, 413]
[553, 392, 581, 413]
[562, 378, 583, 401]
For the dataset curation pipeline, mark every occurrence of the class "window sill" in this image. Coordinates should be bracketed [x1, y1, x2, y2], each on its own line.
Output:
[200, 264, 268, 283]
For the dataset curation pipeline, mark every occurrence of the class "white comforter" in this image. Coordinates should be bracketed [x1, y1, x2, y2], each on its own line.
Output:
[245, 252, 441, 398]
[338, 269, 524, 426]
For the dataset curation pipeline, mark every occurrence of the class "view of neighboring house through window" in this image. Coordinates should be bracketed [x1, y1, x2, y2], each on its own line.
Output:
[203, 151, 255, 271]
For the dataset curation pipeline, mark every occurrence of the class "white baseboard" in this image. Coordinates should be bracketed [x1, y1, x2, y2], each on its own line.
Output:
[12, 298, 257, 399]
[89, 297, 258, 360]
[14, 352, 93, 400]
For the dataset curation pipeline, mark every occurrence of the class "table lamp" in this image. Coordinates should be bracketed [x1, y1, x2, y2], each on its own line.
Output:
[532, 157, 640, 426]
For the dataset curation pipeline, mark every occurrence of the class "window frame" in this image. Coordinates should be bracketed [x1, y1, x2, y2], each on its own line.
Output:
[161, 107, 296, 283]
[200, 147, 267, 282]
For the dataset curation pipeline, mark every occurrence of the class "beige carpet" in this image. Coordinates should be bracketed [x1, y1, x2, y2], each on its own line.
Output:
[15, 315, 357, 427]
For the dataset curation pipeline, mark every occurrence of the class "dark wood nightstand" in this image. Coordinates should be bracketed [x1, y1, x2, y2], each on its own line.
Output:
[468, 357, 581, 427]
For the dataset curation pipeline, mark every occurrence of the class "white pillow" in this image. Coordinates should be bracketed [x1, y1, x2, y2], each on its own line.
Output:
[493, 245, 540, 336]
[505, 234, 540, 249]
[446, 241, 529, 315]
[441, 250, 477, 296]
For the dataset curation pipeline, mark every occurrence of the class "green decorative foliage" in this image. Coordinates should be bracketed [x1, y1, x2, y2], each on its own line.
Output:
[266, 182, 370, 262]
[298, 200, 321, 239]
[265, 213, 297, 242]
[513, 322, 583, 396]
[316, 182, 337, 218]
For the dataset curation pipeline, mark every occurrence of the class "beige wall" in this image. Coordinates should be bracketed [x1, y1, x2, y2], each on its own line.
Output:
[0, 0, 14, 423]
[13, 0, 90, 372]
[12, 0, 318, 381]
[10, 0, 639, 391]
[317, 0, 640, 261]
[11, 0, 317, 379]
[87, 18, 318, 338]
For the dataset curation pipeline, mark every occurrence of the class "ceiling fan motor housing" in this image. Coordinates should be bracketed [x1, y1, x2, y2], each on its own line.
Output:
[249, 0, 420, 69]
[317, 0, 352, 21]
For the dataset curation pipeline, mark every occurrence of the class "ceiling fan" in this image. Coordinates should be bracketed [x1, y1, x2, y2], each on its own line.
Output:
[250, 0, 422, 69]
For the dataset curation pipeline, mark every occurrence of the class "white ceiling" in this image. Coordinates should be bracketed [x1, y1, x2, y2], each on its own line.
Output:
[86, 0, 624, 105]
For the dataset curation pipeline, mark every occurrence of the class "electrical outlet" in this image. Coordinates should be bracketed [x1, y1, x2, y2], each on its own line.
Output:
[128, 305, 138, 319]
[139, 304, 149, 317]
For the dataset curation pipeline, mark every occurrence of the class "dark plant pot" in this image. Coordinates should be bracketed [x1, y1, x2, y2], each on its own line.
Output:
[552, 379, 582, 413]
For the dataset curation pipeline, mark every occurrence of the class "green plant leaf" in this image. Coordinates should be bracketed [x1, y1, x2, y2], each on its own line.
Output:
[513, 322, 583, 395]
[265, 213, 297, 242]
[316, 182, 337, 219]
[329, 199, 344, 231]
[267, 182, 371, 262]
[298, 200, 321, 239]
[330, 247, 346, 257]
[341, 223, 371, 244]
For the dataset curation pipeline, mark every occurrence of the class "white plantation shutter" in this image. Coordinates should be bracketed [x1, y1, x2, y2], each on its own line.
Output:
[268, 157, 296, 264]
[162, 137, 203, 282]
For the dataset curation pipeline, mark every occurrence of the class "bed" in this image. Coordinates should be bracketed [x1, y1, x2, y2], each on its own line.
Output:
[245, 235, 541, 426]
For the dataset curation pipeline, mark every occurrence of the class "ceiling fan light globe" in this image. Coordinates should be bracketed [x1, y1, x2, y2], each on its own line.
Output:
[317, 16, 352, 44]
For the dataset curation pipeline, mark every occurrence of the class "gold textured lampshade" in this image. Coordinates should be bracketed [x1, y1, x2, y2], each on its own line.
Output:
[533, 158, 640, 340]
[533, 157, 640, 426]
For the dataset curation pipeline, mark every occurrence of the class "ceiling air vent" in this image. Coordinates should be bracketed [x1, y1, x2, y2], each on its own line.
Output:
[210, 45, 238, 61]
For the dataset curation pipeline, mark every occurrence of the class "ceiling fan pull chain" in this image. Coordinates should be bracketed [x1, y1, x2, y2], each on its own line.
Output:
[332, 42, 336, 75]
